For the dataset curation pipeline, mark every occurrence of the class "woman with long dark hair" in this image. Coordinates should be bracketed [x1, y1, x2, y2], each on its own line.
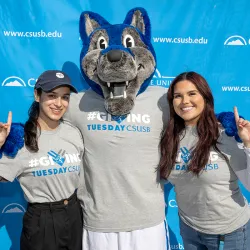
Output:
[159, 71, 250, 249]
[0, 70, 84, 250]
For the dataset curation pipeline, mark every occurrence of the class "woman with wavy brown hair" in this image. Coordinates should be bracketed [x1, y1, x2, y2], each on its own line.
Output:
[159, 71, 250, 250]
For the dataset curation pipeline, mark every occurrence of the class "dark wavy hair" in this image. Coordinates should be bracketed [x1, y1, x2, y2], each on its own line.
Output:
[159, 71, 228, 179]
[24, 89, 42, 152]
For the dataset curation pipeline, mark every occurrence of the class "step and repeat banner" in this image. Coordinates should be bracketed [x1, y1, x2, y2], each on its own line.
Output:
[0, 0, 250, 249]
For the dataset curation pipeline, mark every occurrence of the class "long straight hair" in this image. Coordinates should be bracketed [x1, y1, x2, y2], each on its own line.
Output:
[159, 72, 228, 179]
[24, 89, 42, 152]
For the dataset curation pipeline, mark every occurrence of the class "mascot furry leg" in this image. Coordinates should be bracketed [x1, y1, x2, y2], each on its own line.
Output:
[0, 7, 242, 250]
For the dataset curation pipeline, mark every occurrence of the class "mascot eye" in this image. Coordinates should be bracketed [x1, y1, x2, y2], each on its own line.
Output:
[97, 36, 108, 50]
[123, 34, 135, 48]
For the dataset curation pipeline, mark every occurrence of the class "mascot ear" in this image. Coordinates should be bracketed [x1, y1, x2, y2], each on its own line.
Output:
[123, 7, 151, 40]
[79, 11, 110, 41]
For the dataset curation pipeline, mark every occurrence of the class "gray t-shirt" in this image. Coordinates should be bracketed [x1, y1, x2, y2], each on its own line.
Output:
[0, 121, 84, 203]
[65, 86, 169, 232]
[168, 126, 250, 234]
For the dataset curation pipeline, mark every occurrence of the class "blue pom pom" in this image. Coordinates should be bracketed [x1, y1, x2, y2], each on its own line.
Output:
[0, 123, 24, 159]
[216, 111, 244, 143]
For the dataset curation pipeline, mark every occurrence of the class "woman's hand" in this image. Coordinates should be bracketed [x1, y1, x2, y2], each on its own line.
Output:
[0, 111, 12, 148]
[234, 107, 250, 148]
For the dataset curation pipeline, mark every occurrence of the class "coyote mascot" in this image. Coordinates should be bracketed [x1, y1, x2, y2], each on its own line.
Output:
[69, 7, 169, 249]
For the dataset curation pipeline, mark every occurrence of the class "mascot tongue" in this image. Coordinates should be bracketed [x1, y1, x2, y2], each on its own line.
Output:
[109, 82, 127, 99]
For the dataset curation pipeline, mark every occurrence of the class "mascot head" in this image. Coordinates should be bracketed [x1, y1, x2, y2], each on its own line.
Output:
[79, 7, 156, 116]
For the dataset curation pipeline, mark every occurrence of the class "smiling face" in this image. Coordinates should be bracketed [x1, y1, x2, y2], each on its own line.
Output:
[173, 80, 205, 126]
[35, 86, 70, 129]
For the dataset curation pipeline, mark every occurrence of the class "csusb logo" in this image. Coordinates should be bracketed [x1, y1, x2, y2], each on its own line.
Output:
[174, 147, 219, 171]
[86, 112, 151, 132]
[1, 76, 37, 87]
[224, 35, 248, 46]
[2, 203, 26, 213]
[150, 69, 175, 88]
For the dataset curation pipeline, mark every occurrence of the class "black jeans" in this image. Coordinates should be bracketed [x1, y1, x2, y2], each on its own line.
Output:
[20, 193, 83, 250]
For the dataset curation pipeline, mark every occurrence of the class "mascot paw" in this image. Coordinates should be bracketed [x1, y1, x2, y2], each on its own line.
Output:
[216, 112, 243, 143]
[0, 123, 24, 159]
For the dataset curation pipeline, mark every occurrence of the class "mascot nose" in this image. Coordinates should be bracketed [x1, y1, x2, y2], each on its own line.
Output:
[107, 50, 122, 62]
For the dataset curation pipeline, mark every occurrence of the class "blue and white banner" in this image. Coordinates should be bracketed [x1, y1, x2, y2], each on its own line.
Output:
[0, 1, 250, 249]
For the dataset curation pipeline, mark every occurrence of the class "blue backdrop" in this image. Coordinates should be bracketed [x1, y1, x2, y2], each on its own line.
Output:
[0, 1, 250, 249]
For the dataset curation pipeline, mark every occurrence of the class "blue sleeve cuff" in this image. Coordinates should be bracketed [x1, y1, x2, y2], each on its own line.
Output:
[216, 112, 244, 143]
[0, 123, 24, 159]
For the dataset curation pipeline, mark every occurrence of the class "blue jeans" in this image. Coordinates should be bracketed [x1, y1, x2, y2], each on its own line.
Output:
[180, 219, 250, 250]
